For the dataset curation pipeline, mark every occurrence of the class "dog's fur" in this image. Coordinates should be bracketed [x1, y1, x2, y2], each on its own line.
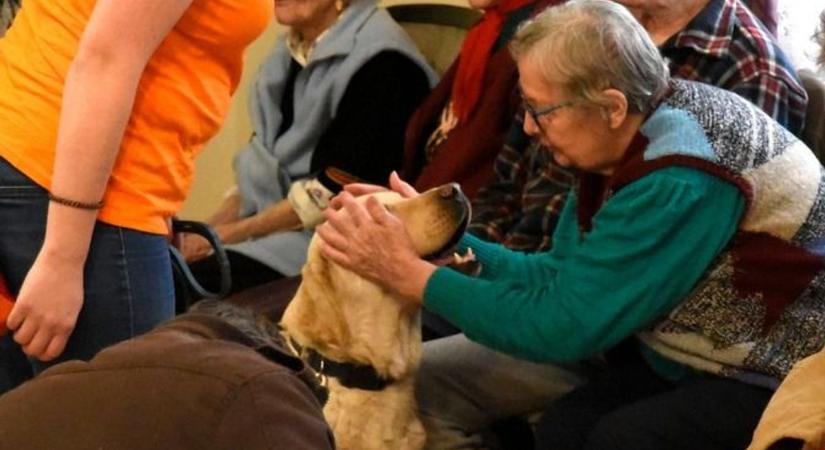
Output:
[280, 185, 469, 450]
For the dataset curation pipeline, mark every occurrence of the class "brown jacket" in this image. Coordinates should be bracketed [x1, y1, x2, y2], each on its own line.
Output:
[0, 314, 334, 450]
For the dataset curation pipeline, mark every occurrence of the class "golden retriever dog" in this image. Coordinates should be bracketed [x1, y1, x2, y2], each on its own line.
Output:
[280, 183, 470, 450]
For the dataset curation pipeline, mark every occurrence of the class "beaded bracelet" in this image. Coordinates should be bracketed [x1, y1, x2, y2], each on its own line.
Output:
[48, 193, 104, 210]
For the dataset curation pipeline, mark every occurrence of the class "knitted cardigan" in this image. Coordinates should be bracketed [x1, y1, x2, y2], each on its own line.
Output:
[584, 79, 825, 388]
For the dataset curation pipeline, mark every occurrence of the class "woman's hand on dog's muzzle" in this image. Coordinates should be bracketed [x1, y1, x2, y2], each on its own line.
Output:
[318, 191, 434, 307]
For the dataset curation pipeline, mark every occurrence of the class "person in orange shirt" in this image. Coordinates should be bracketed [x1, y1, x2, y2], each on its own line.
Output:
[0, 0, 271, 392]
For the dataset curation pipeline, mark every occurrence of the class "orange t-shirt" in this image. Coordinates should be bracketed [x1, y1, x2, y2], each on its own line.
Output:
[0, 0, 272, 234]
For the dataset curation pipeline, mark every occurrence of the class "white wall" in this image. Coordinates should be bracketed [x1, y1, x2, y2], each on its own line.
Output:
[180, 0, 467, 219]
[777, 2, 824, 76]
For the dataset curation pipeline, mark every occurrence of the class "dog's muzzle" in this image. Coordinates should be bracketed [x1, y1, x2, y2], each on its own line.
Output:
[424, 183, 471, 260]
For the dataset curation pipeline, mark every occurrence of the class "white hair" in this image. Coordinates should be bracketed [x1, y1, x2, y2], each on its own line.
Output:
[510, 0, 670, 113]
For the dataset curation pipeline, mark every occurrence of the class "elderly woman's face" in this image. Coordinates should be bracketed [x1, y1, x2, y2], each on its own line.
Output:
[274, 0, 338, 31]
[517, 58, 628, 175]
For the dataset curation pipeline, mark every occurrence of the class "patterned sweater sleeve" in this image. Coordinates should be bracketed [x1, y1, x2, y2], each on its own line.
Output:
[729, 73, 807, 139]
[426, 167, 745, 363]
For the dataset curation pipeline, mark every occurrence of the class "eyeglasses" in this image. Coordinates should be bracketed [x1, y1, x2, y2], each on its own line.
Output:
[520, 91, 573, 130]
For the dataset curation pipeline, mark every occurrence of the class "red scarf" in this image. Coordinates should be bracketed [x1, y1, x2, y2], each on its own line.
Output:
[451, 0, 533, 123]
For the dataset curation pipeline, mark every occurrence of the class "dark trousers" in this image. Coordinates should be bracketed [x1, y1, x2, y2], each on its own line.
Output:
[534, 347, 774, 450]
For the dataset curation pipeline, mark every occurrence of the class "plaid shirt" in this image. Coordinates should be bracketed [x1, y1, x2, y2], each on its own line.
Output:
[742, 0, 777, 36]
[468, 0, 807, 253]
[663, 0, 806, 137]
[468, 113, 574, 252]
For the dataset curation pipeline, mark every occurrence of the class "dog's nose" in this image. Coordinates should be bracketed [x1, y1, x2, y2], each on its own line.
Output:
[438, 183, 461, 200]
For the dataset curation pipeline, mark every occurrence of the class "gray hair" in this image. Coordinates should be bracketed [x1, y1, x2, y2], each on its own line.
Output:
[510, 0, 669, 114]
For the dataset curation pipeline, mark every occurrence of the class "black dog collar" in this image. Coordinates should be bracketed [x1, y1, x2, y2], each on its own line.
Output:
[305, 348, 392, 391]
[282, 332, 393, 392]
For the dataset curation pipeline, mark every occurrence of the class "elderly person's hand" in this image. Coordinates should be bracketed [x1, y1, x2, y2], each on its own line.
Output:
[179, 232, 214, 262]
[331, 171, 418, 208]
[317, 173, 436, 306]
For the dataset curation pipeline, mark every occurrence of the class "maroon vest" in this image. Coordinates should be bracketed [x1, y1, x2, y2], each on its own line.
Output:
[402, 46, 520, 199]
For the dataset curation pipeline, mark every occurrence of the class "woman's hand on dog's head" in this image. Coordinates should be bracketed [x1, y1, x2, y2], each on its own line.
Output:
[331, 171, 418, 210]
[385, 171, 418, 198]
[319, 191, 416, 275]
[318, 190, 434, 306]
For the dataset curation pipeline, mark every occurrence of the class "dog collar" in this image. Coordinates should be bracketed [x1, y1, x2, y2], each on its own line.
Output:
[283, 332, 393, 391]
[305, 348, 393, 391]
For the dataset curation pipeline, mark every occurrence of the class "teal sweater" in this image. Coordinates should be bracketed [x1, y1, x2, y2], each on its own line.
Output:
[424, 166, 744, 370]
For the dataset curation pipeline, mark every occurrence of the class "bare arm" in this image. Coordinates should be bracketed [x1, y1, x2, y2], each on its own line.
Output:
[186, 179, 397, 262]
[183, 169, 415, 262]
[185, 170, 415, 262]
[182, 197, 302, 262]
[219, 171, 417, 243]
[179, 189, 243, 261]
[7, 0, 195, 361]
[216, 199, 302, 244]
[206, 189, 243, 227]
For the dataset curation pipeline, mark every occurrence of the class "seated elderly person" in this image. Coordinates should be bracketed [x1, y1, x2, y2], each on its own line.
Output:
[402, 0, 561, 200]
[403, 0, 565, 342]
[0, 300, 334, 450]
[397, 0, 810, 446]
[471, 0, 807, 254]
[179, 0, 434, 296]
[426, 0, 809, 438]
[316, 1, 825, 449]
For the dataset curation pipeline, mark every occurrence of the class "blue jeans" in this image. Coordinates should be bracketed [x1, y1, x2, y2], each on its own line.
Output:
[0, 156, 174, 393]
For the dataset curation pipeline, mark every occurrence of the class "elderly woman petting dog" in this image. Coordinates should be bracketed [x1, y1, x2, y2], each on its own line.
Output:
[317, 0, 825, 448]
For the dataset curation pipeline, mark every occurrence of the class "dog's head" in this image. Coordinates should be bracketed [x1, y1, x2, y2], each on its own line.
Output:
[359, 183, 469, 259]
[280, 183, 470, 380]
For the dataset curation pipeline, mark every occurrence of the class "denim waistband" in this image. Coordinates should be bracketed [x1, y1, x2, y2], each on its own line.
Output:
[0, 156, 40, 188]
